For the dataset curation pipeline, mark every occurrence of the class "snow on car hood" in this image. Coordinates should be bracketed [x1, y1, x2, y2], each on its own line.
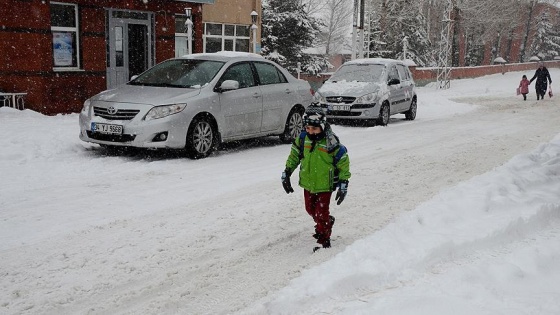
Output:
[92, 84, 203, 106]
[318, 80, 381, 97]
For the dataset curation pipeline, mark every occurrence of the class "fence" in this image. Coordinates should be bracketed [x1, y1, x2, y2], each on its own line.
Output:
[301, 61, 560, 90]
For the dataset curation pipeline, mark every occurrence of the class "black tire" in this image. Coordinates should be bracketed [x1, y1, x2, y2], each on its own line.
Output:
[279, 107, 304, 143]
[376, 103, 390, 126]
[404, 98, 417, 120]
[185, 116, 217, 159]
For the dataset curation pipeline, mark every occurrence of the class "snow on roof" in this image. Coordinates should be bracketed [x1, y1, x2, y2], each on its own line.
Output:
[181, 51, 264, 59]
[303, 46, 353, 56]
[213, 51, 263, 58]
[494, 57, 507, 63]
[345, 57, 409, 65]
[403, 58, 417, 66]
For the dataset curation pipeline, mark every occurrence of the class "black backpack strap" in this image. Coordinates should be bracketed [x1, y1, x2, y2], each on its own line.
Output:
[331, 145, 347, 190]
[298, 131, 307, 161]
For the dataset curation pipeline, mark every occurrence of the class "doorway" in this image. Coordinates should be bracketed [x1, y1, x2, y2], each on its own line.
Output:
[106, 10, 154, 89]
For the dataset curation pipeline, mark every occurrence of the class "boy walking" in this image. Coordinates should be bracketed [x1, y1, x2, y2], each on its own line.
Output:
[281, 106, 351, 251]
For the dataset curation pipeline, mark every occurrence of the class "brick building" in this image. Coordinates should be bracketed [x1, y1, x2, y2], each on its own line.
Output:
[0, 0, 261, 114]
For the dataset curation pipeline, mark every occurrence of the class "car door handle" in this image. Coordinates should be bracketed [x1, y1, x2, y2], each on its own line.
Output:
[252, 93, 261, 98]
[285, 89, 292, 94]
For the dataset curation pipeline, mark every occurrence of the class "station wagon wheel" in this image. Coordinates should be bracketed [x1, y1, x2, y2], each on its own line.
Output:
[376, 103, 390, 126]
[186, 116, 216, 159]
[279, 107, 304, 143]
[405, 98, 417, 120]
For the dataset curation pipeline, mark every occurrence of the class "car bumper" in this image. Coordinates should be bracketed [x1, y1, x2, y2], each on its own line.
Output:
[319, 103, 380, 120]
[79, 110, 189, 149]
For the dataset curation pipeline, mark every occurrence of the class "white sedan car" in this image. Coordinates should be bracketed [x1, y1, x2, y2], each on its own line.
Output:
[79, 52, 313, 158]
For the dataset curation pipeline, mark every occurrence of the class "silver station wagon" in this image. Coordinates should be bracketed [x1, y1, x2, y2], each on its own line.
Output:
[313, 58, 417, 126]
[79, 52, 312, 158]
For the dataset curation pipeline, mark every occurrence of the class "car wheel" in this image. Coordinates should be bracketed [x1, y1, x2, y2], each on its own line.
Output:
[405, 98, 417, 120]
[376, 103, 390, 126]
[185, 116, 216, 159]
[279, 107, 304, 143]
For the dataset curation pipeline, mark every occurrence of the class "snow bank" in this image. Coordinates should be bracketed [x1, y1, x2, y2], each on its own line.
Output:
[248, 134, 560, 315]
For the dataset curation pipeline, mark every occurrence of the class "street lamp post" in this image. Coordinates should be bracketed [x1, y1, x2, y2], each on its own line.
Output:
[185, 8, 193, 55]
[402, 36, 408, 60]
[251, 10, 258, 53]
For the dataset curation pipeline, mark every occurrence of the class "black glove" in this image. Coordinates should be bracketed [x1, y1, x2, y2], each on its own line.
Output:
[281, 168, 294, 194]
[335, 180, 348, 205]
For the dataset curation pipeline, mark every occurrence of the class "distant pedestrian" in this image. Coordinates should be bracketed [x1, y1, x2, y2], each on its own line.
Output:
[529, 62, 552, 100]
[519, 75, 530, 101]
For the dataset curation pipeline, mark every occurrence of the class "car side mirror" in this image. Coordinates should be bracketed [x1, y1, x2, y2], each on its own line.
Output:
[388, 78, 400, 85]
[130, 75, 139, 81]
[216, 80, 240, 92]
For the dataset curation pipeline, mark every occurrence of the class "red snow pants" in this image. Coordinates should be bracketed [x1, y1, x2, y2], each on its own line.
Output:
[304, 190, 334, 243]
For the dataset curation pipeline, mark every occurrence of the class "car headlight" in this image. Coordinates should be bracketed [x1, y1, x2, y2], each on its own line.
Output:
[355, 92, 376, 104]
[144, 103, 187, 121]
[313, 92, 326, 103]
[81, 99, 91, 113]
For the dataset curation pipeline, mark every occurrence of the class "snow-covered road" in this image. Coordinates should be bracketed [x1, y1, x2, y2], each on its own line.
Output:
[1, 71, 560, 314]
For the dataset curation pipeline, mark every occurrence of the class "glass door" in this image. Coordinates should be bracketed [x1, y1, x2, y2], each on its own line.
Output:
[106, 10, 153, 89]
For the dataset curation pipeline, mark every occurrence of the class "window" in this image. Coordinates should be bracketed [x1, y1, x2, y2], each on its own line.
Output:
[203, 23, 250, 53]
[254, 62, 287, 85]
[50, 2, 80, 69]
[388, 66, 400, 82]
[396, 65, 410, 81]
[218, 63, 255, 88]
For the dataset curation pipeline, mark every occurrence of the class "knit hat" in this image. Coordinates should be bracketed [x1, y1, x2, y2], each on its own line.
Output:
[303, 106, 327, 130]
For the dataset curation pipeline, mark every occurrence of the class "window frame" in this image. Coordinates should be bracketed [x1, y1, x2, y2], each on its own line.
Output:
[51, 2, 81, 71]
[203, 23, 250, 53]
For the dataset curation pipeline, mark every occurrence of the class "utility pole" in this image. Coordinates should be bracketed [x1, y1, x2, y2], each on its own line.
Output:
[436, 0, 455, 89]
[358, 0, 365, 59]
[351, 0, 359, 60]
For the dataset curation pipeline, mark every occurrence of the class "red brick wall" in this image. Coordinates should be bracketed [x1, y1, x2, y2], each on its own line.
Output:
[1, 0, 203, 115]
[410, 61, 560, 86]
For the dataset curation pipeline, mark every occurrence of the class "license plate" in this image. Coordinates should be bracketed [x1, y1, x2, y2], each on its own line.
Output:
[329, 104, 351, 111]
[91, 122, 123, 135]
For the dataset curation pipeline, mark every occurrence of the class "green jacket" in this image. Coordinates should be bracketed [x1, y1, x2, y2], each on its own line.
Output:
[285, 131, 351, 193]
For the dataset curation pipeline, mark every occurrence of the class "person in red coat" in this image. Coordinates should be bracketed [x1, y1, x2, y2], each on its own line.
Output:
[519, 75, 530, 101]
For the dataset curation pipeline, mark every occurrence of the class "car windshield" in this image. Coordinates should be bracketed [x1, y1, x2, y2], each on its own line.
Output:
[329, 64, 385, 83]
[129, 59, 225, 88]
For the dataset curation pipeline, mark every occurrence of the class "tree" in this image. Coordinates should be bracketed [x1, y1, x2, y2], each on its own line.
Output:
[261, 0, 329, 74]
[456, 0, 520, 63]
[316, 0, 353, 56]
[519, 1, 539, 62]
[371, 0, 435, 66]
[530, 7, 560, 60]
